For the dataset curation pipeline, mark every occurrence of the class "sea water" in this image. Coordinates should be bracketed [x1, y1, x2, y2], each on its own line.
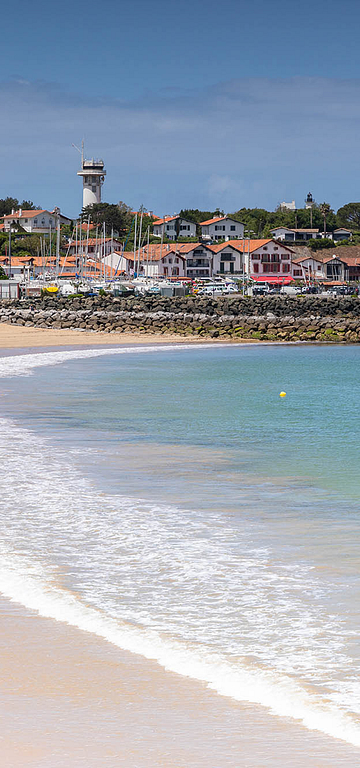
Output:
[0, 343, 360, 757]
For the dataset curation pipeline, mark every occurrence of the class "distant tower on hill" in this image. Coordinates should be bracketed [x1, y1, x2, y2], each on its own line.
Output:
[76, 141, 106, 209]
[305, 192, 315, 227]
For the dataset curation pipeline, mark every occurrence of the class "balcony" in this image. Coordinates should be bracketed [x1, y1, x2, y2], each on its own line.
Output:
[186, 260, 210, 267]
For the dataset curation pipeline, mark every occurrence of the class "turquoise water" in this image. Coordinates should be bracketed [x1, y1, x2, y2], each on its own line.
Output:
[0, 343, 360, 749]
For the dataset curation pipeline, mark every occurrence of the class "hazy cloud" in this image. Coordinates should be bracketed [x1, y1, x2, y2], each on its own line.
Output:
[1, 76, 359, 215]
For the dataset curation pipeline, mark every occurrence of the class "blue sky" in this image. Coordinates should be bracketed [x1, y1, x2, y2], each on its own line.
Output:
[1, 0, 360, 217]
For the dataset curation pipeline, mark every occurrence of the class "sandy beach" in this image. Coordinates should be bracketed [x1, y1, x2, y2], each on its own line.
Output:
[1, 330, 359, 767]
[1, 596, 359, 768]
[0, 323, 202, 349]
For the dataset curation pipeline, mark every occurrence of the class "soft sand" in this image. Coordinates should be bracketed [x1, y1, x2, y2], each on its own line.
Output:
[0, 597, 359, 768]
[0, 323, 202, 349]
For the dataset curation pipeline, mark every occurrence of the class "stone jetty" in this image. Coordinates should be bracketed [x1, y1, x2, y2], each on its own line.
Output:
[1, 294, 360, 343]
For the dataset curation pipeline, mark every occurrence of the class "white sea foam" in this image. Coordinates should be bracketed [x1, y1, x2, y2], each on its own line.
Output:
[0, 343, 233, 379]
[0, 348, 359, 748]
[0, 547, 359, 748]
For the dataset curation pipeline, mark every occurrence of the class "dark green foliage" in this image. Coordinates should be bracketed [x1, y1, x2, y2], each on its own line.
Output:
[81, 201, 135, 236]
[0, 198, 40, 216]
[179, 209, 224, 224]
[336, 203, 360, 230]
[307, 238, 334, 250]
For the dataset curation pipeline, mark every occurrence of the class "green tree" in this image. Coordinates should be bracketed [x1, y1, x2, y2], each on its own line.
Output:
[319, 202, 333, 235]
[0, 197, 19, 216]
[307, 237, 334, 250]
[179, 208, 224, 224]
[81, 201, 134, 236]
[20, 200, 41, 210]
[336, 202, 360, 230]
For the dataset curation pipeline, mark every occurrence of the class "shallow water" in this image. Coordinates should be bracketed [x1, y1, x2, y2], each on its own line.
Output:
[0, 343, 360, 762]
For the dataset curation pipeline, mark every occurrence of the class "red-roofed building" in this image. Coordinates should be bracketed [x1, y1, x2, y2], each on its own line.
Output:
[199, 216, 244, 242]
[152, 215, 196, 240]
[3, 208, 72, 233]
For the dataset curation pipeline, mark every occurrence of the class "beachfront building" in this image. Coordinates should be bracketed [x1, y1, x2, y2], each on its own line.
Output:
[291, 254, 350, 283]
[103, 251, 135, 276]
[318, 255, 349, 281]
[292, 255, 326, 281]
[152, 216, 196, 240]
[199, 216, 244, 242]
[207, 243, 244, 275]
[242, 239, 294, 284]
[2, 208, 71, 234]
[139, 243, 187, 278]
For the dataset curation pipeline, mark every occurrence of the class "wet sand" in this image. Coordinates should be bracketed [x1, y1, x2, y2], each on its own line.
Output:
[1, 596, 359, 768]
[0, 328, 358, 766]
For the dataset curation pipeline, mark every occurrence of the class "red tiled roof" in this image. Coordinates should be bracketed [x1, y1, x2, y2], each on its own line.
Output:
[208, 242, 243, 253]
[199, 216, 240, 226]
[3, 209, 48, 219]
[200, 216, 226, 226]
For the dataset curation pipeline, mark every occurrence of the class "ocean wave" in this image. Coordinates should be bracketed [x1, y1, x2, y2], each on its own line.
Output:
[0, 413, 358, 747]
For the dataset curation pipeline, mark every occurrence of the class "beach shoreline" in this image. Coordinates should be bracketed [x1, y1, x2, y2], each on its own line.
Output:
[1, 594, 359, 767]
[1, 330, 359, 766]
[0, 322, 250, 349]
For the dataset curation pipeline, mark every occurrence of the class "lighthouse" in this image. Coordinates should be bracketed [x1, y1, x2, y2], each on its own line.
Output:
[77, 143, 106, 209]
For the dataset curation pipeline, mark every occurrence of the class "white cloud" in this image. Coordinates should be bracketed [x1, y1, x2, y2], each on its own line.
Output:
[1, 76, 360, 215]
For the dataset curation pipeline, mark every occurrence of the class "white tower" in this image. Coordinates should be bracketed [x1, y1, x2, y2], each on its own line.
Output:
[77, 143, 106, 209]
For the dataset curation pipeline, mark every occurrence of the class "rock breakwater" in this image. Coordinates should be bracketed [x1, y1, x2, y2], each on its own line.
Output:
[2, 295, 360, 342]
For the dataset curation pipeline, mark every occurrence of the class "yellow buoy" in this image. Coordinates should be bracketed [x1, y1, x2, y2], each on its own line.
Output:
[279, 391, 286, 398]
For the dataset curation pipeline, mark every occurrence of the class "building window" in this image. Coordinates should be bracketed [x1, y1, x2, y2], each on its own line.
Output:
[230, 225, 236, 231]
[175, 257, 179, 263]
[274, 246, 278, 251]
[281, 254, 289, 260]
[282, 264, 290, 272]
[253, 263, 259, 273]
[252, 255, 260, 260]
[263, 246, 268, 250]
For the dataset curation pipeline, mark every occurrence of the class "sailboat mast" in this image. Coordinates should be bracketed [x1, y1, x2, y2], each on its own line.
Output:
[133, 213, 138, 277]
[56, 214, 60, 279]
[137, 211, 143, 276]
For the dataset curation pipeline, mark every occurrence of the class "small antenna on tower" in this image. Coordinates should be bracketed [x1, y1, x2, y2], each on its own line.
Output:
[72, 141, 85, 169]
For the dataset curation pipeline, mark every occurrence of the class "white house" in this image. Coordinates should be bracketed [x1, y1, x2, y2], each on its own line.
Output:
[152, 215, 196, 240]
[271, 226, 352, 242]
[199, 216, 244, 241]
[2, 208, 71, 233]
[135, 243, 187, 278]
[270, 227, 321, 242]
[207, 243, 243, 275]
[292, 256, 325, 281]
[247, 239, 294, 282]
[332, 228, 352, 242]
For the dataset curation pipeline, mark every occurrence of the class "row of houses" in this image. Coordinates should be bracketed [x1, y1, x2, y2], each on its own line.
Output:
[151, 216, 353, 243]
[1, 210, 353, 247]
[2, 235, 360, 285]
[110, 240, 360, 283]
